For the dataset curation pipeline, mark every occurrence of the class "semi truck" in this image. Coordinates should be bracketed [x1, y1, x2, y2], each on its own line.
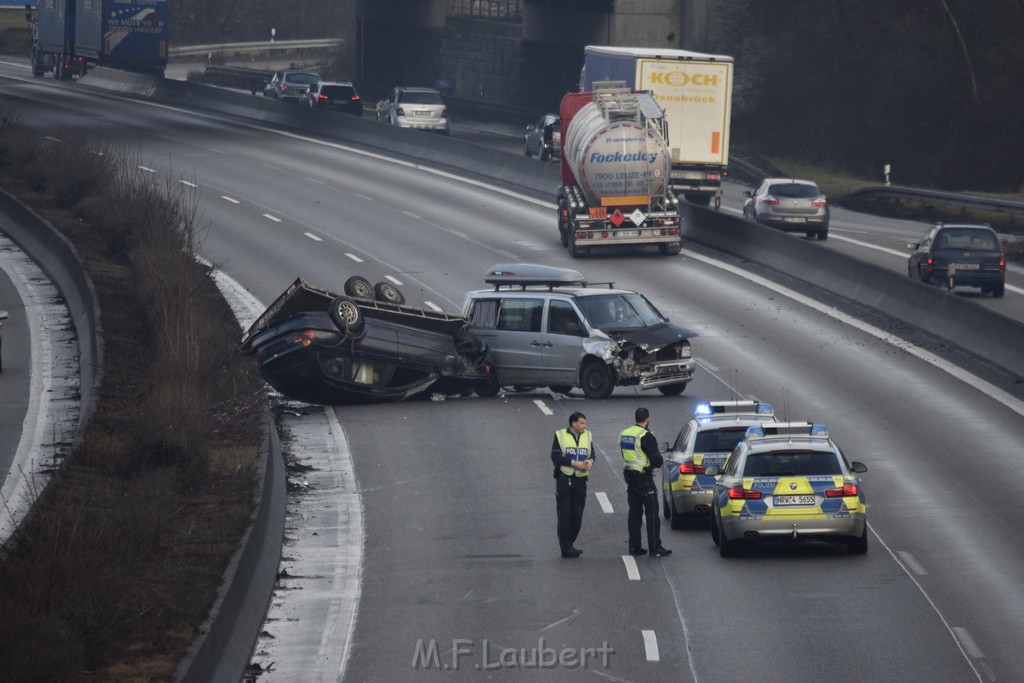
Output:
[580, 46, 734, 208]
[28, 0, 169, 80]
[557, 81, 682, 258]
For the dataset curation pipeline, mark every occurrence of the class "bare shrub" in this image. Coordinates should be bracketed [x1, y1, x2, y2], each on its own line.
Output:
[37, 138, 114, 210]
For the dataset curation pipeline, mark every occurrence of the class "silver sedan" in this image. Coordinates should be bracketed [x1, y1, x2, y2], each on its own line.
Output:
[742, 178, 830, 240]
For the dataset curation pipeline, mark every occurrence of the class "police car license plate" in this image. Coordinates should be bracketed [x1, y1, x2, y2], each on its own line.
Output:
[774, 495, 815, 506]
[616, 230, 640, 237]
[954, 263, 980, 270]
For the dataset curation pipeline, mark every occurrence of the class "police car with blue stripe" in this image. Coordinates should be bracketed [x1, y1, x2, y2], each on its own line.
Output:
[661, 400, 774, 529]
[706, 422, 868, 557]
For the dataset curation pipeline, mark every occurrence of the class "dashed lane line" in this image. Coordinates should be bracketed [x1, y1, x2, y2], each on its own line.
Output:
[622, 556, 640, 581]
[641, 630, 660, 662]
[221, 196, 239, 204]
[345, 253, 364, 263]
[262, 213, 281, 223]
[533, 399, 554, 416]
[595, 491, 613, 514]
[385, 275, 403, 285]
[304, 232, 323, 242]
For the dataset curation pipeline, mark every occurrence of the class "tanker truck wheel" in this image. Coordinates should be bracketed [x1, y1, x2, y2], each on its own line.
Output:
[659, 241, 681, 256]
[568, 232, 586, 259]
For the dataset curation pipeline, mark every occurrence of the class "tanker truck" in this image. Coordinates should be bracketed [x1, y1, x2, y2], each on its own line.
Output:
[557, 82, 682, 258]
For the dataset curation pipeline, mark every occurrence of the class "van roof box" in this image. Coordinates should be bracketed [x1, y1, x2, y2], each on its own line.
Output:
[484, 263, 586, 288]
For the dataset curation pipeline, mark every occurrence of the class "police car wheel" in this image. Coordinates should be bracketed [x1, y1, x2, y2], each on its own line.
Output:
[669, 497, 688, 530]
[848, 526, 868, 555]
[343, 276, 374, 300]
[719, 530, 737, 557]
[710, 511, 720, 546]
[662, 493, 671, 519]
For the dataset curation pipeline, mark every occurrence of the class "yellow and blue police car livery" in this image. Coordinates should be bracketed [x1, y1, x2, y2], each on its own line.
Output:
[709, 422, 869, 556]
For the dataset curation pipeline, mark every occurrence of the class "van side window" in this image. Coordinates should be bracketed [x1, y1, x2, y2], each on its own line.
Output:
[497, 299, 543, 333]
[468, 299, 499, 329]
[547, 300, 585, 337]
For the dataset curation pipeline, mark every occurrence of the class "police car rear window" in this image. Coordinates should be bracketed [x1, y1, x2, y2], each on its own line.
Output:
[743, 450, 841, 477]
[694, 427, 749, 453]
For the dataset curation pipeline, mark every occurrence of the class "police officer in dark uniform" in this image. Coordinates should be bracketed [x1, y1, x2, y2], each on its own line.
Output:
[551, 411, 595, 558]
[620, 407, 672, 557]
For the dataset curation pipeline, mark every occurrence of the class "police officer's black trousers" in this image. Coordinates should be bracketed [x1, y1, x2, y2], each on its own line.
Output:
[625, 472, 661, 550]
[555, 474, 587, 552]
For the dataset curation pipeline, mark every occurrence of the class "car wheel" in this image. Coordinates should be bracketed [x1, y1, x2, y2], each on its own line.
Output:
[328, 295, 363, 334]
[709, 508, 720, 546]
[344, 275, 374, 300]
[474, 373, 501, 398]
[580, 362, 614, 399]
[848, 525, 869, 555]
[659, 241, 681, 256]
[540, 147, 550, 162]
[548, 385, 573, 395]
[662, 492, 671, 519]
[524, 142, 532, 157]
[993, 281, 1006, 298]
[718, 520, 737, 557]
[657, 383, 686, 396]
[374, 281, 405, 305]
[557, 199, 569, 247]
[805, 230, 816, 239]
[669, 494, 688, 530]
[817, 228, 829, 240]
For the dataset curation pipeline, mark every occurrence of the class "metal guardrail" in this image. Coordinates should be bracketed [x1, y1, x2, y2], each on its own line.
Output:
[169, 39, 343, 58]
[847, 185, 1024, 215]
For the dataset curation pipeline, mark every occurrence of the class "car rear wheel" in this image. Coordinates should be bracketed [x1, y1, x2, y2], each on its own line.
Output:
[658, 241, 681, 256]
[718, 523, 737, 557]
[580, 362, 614, 399]
[374, 281, 405, 305]
[474, 375, 501, 398]
[848, 525, 868, 555]
[993, 281, 1006, 298]
[540, 147, 550, 162]
[657, 383, 686, 396]
[328, 295, 363, 334]
[344, 275, 374, 299]
[710, 508, 721, 546]
[817, 227, 829, 240]
[669, 495, 688, 530]
[568, 232, 586, 259]
[662, 492, 671, 519]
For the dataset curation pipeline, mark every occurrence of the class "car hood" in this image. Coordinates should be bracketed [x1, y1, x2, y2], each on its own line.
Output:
[600, 322, 694, 351]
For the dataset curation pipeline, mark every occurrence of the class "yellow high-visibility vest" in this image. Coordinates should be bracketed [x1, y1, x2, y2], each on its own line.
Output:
[620, 424, 650, 472]
[555, 429, 591, 477]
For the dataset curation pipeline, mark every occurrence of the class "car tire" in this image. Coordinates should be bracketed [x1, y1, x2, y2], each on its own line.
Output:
[548, 385, 573, 395]
[718, 522, 737, 557]
[993, 281, 1006, 298]
[669, 495, 688, 530]
[659, 241, 681, 256]
[848, 525, 868, 555]
[374, 281, 405, 305]
[524, 142, 532, 157]
[580, 362, 614, 399]
[657, 383, 687, 396]
[328, 295, 363, 334]
[540, 147, 550, 162]
[710, 507, 721, 546]
[568, 231, 586, 259]
[344, 276, 374, 300]
[662, 492, 671, 519]
[817, 228, 829, 240]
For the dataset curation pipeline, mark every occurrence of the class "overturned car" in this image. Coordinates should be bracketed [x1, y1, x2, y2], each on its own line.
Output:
[240, 277, 489, 404]
[463, 264, 696, 399]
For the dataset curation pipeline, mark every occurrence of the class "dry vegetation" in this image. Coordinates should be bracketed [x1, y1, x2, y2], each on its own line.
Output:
[0, 115, 265, 680]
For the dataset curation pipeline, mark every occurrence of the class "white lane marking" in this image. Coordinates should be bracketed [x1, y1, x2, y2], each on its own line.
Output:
[353, 193, 375, 202]
[90, 150, 105, 156]
[262, 213, 281, 222]
[384, 275, 403, 285]
[700, 358, 718, 372]
[221, 195, 240, 204]
[179, 180, 197, 188]
[595, 491, 613, 514]
[304, 232, 323, 242]
[305, 176, 326, 185]
[622, 556, 640, 581]
[261, 162, 279, 170]
[684, 248, 1024, 420]
[208, 148, 225, 154]
[897, 550, 928, 576]
[872, 529, 984, 680]
[641, 630, 660, 662]
[44, 135, 62, 143]
[533, 400, 554, 416]
[345, 253, 364, 263]
[424, 301, 443, 312]
[540, 607, 581, 631]
[138, 165, 156, 173]
[401, 210, 421, 220]
[953, 627, 985, 659]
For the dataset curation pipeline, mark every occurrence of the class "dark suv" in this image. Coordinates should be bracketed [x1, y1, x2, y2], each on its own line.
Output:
[907, 223, 1006, 297]
[301, 81, 363, 116]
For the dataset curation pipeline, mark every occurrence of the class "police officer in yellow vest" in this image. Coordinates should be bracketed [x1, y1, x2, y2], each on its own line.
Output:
[550, 411, 595, 558]
[620, 407, 672, 557]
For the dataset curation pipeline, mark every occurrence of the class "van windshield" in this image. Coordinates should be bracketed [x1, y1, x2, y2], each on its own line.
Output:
[576, 294, 665, 330]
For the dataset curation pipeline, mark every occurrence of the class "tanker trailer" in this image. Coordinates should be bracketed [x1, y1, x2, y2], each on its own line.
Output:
[557, 82, 682, 258]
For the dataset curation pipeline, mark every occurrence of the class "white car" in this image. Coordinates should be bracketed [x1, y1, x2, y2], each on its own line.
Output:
[378, 86, 450, 135]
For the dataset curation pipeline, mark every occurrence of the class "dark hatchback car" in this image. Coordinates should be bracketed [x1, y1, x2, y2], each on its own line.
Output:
[240, 277, 489, 404]
[907, 223, 1006, 297]
[524, 113, 560, 161]
[301, 81, 363, 116]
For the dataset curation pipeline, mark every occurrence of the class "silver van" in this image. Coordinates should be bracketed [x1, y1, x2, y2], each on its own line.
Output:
[463, 264, 695, 399]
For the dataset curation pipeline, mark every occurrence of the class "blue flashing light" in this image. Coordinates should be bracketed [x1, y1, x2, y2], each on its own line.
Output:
[757, 402, 774, 414]
[745, 426, 765, 437]
[810, 424, 828, 435]
[694, 402, 713, 417]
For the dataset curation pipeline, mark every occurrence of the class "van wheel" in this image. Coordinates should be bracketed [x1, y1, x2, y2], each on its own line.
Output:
[328, 296, 363, 334]
[657, 383, 686, 396]
[344, 276, 374, 299]
[374, 281, 405, 305]
[848, 526, 868, 555]
[580, 362, 614, 399]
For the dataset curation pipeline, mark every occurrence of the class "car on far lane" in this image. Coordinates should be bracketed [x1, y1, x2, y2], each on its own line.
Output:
[742, 178, 830, 240]
[263, 70, 320, 103]
[662, 399, 775, 529]
[706, 422, 868, 557]
[377, 86, 450, 135]
[906, 222, 1006, 297]
[300, 80, 364, 116]
[524, 113, 560, 161]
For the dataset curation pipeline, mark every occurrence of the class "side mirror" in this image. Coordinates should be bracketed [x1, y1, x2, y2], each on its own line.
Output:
[851, 461, 867, 473]
[907, 242, 919, 250]
[743, 191, 753, 198]
[659, 441, 670, 452]
[704, 465, 720, 477]
[526, 124, 535, 132]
